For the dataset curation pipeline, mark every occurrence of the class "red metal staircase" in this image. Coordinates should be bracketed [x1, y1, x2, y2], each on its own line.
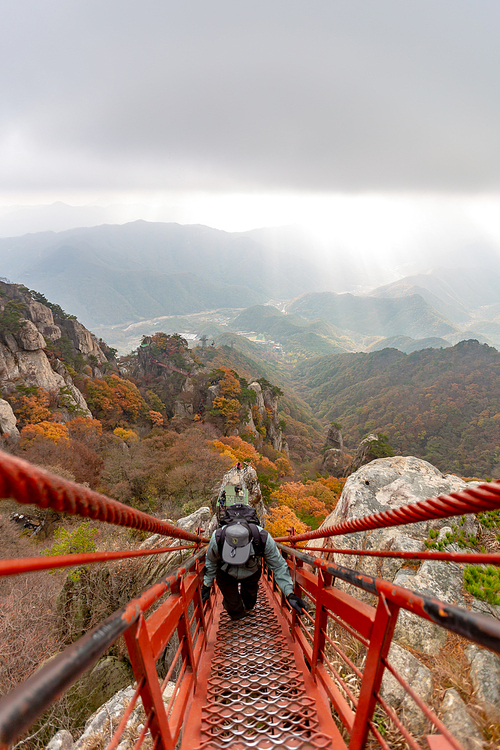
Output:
[0, 451, 500, 750]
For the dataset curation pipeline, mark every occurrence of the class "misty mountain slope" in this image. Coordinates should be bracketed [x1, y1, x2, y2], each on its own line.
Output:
[367, 335, 451, 354]
[369, 267, 500, 324]
[20, 243, 265, 326]
[0, 220, 328, 303]
[287, 292, 458, 338]
[230, 305, 350, 354]
[368, 281, 470, 325]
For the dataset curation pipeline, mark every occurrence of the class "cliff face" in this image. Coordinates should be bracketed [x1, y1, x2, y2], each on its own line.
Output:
[0, 282, 110, 434]
[246, 381, 285, 453]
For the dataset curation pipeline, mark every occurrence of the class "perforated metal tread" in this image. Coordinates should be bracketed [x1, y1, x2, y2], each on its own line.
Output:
[192, 589, 333, 750]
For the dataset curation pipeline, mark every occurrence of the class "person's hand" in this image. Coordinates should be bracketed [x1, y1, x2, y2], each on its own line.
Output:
[201, 585, 211, 604]
[287, 593, 308, 615]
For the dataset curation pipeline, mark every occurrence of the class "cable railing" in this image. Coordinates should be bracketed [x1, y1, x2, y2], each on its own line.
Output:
[265, 543, 500, 750]
[1, 449, 500, 750]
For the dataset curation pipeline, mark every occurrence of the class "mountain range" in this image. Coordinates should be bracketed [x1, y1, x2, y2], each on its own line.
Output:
[2, 220, 500, 353]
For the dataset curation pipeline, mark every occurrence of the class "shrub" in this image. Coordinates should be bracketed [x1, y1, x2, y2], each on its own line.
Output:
[113, 427, 139, 445]
[21, 421, 69, 446]
[0, 299, 27, 332]
[9, 386, 53, 425]
[265, 506, 309, 538]
[464, 565, 500, 606]
[43, 522, 98, 581]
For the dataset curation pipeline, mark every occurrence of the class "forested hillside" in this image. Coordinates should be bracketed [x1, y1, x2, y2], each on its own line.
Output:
[292, 339, 500, 477]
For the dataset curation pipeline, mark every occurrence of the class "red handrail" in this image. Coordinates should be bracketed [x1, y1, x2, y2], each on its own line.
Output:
[275, 479, 500, 543]
[1, 448, 499, 749]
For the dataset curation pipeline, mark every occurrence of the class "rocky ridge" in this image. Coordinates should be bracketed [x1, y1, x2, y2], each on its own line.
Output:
[0, 281, 112, 435]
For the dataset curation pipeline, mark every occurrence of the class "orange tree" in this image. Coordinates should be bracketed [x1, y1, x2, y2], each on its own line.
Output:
[265, 506, 309, 540]
[211, 436, 261, 466]
[270, 477, 344, 529]
[210, 436, 280, 503]
[20, 421, 69, 447]
[8, 386, 53, 426]
[67, 416, 103, 446]
[84, 374, 147, 427]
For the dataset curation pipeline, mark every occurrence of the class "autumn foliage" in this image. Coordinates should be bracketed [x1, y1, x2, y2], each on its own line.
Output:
[211, 436, 261, 466]
[9, 387, 53, 425]
[21, 421, 69, 446]
[84, 374, 146, 426]
[269, 477, 344, 528]
[265, 505, 309, 538]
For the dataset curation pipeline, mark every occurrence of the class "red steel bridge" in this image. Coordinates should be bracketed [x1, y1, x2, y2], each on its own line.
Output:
[1, 451, 500, 750]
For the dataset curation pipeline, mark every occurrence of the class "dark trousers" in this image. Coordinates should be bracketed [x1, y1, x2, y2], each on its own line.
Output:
[216, 567, 261, 620]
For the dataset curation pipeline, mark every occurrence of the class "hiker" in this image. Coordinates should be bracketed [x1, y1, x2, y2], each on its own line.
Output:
[201, 505, 307, 621]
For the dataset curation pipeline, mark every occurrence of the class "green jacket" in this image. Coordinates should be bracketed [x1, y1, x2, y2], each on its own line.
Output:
[203, 525, 294, 597]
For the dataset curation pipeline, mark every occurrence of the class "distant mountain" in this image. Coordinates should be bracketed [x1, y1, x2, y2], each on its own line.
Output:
[369, 267, 500, 325]
[0, 202, 137, 237]
[0, 221, 327, 326]
[292, 339, 500, 477]
[367, 335, 451, 354]
[18, 243, 265, 326]
[287, 292, 458, 339]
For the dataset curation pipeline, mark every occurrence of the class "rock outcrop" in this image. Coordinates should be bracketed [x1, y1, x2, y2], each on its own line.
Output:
[348, 432, 394, 473]
[0, 281, 114, 422]
[380, 642, 433, 736]
[0, 341, 91, 419]
[313, 456, 475, 651]
[0, 398, 19, 438]
[440, 689, 484, 750]
[465, 644, 500, 723]
[47, 681, 176, 750]
[311, 455, 488, 742]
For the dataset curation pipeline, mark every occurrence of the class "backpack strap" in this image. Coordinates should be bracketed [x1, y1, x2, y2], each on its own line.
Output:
[215, 527, 224, 557]
[248, 523, 268, 556]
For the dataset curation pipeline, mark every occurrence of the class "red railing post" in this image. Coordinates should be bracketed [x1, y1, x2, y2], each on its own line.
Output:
[175, 577, 197, 687]
[348, 593, 400, 750]
[290, 541, 303, 637]
[124, 614, 174, 750]
[311, 568, 332, 678]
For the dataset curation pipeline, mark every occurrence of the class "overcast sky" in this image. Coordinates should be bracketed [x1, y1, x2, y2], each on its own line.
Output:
[2, 1, 500, 261]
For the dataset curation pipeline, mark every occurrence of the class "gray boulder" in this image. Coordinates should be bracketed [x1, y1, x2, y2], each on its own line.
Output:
[29, 301, 55, 329]
[440, 689, 484, 750]
[15, 319, 46, 350]
[0, 398, 19, 438]
[46, 730, 74, 750]
[380, 642, 433, 736]
[393, 558, 465, 654]
[465, 644, 500, 723]
[325, 423, 343, 450]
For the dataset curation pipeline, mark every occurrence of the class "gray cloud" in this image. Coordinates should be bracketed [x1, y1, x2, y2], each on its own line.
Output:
[2, 0, 500, 192]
